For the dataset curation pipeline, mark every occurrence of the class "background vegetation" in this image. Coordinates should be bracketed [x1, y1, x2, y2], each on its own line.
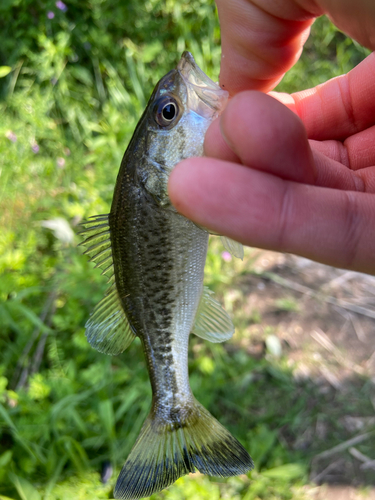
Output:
[0, 1, 373, 499]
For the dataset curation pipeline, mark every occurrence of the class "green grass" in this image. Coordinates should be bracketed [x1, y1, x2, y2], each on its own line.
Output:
[0, 3, 373, 499]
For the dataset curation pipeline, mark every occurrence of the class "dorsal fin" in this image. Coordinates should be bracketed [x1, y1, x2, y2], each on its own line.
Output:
[79, 215, 136, 355]
[79, 215, 114, 280]
[192, 287, 234, 343]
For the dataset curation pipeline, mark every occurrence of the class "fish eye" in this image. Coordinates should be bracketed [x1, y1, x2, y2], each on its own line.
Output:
[154, 96, 180, 128]
[162, 103, 176, 121]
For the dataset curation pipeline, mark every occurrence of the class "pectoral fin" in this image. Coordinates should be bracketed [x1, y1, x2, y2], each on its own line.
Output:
[79, 215, 136, 355]
[220, 236, 244, 260]
[192, 224, 244, 260]
[192, 287, 234, 343]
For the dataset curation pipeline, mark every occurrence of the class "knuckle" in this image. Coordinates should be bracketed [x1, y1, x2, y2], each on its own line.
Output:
[341, 192, 362, 268]
[276, 181, 293, 250]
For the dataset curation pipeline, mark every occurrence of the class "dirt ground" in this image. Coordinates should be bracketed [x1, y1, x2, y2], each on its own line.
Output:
[232, 250, 375, 499]
[309, 486, 375, 500]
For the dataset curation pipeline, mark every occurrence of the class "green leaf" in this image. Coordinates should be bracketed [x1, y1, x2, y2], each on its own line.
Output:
[99, 399, 115, 439]
[56, 436, 89, 473]
[0, 450, 12, 468]
[0, 66, 11, 77]
[0, 403, 17, 431]
[262, 463, 306, 480]
[8, 473, 41, 500]
[11, 302, 53, 334]
[0, 405, 42, 462]
[70, 65, 93, 86]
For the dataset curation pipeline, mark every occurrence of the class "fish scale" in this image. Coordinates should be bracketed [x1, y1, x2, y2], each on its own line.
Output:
[79, 52, 253, 499]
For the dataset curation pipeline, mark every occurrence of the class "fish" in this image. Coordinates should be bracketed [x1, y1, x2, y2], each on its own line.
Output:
[80, 51, 253, 499]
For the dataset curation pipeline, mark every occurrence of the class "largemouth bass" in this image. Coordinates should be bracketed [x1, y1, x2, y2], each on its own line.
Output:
[80, 52, 253, 499]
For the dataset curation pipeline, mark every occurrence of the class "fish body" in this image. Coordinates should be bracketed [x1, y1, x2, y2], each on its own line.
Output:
[80, 52, 253, 499]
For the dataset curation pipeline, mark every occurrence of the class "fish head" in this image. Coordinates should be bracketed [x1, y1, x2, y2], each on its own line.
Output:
[138, 52, 228, 206]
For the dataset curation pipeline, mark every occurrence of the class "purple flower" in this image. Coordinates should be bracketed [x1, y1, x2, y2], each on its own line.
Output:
[47, 11, 55, 19]
[221, 251, 232, 262]
[5, 130, 17, 142]
[56, 0, 67, 11]
[32, 143, 40, 153]
[57, 157, 66, 168]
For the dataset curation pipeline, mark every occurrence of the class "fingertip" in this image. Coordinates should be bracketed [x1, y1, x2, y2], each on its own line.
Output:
[219, 91, 316, 184]
[204, 118, 240, 163]
[168, 159, 201, 216]
[168, 159, 187, 210]
[168, 158, 248, 230]
[216, 0, 314, 95]
[268, 91, 298, 114]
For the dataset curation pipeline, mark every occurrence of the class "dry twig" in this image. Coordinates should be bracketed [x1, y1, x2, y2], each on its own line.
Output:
[349, 447, 375, 470]
[311, 328, 365, 375]
[313, 432, 374, 461]
[266, 272, 375, 320]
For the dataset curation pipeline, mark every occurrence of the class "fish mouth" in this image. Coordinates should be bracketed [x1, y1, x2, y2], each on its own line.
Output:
[177, 51, 228, 118]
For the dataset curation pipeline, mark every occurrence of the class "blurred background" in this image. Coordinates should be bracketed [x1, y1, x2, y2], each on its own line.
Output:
[0, 1, 374, 499]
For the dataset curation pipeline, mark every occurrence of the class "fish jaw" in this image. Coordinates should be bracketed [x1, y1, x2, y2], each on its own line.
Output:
[177, 51, 229, 121]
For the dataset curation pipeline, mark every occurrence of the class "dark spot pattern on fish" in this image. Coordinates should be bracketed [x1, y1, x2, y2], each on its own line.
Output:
[110, 174, 190, 414]
[176, 125, 186, 157]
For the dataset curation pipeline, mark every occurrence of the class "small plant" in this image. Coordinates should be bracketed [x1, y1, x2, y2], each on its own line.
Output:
[274, 298, 300, 313]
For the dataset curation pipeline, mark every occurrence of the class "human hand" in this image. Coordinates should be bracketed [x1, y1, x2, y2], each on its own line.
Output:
[211, 0, 375, 95]
[168, 1, 375, 274]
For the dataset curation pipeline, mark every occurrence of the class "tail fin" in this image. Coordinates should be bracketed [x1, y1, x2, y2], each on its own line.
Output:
[114, 399, 253, 500]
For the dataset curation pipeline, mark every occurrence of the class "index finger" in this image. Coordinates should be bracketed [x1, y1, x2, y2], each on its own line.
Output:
[281, 53, 375, 141]
[216, 0, 315, 94]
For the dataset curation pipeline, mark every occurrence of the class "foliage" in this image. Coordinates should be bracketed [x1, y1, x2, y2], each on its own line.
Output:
[0, 1, 373, 499]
